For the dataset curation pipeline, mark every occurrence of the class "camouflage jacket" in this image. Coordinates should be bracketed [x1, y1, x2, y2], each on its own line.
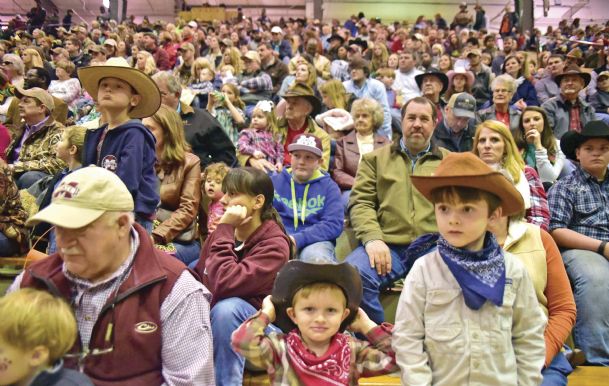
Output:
[6, 118, 66, 175]
[0, 165, 29, 254]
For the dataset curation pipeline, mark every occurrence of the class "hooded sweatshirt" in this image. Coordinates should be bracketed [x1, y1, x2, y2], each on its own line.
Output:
[83, 120, 159, 216]
[271, 168, 343, 250]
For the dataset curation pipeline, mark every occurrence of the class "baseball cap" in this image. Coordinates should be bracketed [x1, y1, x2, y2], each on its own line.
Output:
[241, 50, 261, 63]
[15, 87, 54, 113]
[27, 166, 135, 229]
[467, 49, 482, 57]
[271, 26, 283, 34]
[288, 134, 323, 157]
[187, 20, 198, 29]
[598, 71, 609, 80]
[103, 38, 117, 47]
[179, 42, 195, 52]
[447, 92, 476, 119]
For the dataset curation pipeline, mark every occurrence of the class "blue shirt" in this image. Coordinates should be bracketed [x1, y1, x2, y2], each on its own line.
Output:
[400, 138, 431, 172]
[343, 78, 392, 139]
[14, 116, 50, 159]
[548, 166, 609, 241]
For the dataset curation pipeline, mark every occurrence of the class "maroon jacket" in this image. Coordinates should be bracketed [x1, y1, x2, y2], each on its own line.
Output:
[151, 46, 171, 71]
[20, 224, 188, 386]
[332, 130, 391, 190]
[196, 220, 290, 309]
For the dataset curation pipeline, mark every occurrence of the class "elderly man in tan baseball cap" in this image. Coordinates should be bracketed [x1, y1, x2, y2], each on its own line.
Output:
[3, 87, 65, 189]
[9, 165, 215, 384]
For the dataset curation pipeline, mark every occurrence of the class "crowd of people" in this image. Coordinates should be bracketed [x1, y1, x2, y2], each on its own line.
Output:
[0, 1, 609, 385]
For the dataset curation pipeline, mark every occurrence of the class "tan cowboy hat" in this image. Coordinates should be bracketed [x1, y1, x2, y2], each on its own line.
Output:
[411, 152, 524, 216]
[554, 64, 591, 87]
[77, 57, 161, 119]
[280, 82, 322, 116]
[271, 261, 362, 333]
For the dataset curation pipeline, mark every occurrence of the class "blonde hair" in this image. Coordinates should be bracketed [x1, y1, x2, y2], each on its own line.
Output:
[136, 50, 157, 76]
[191, 57, 213, 85]
[319, 79, 349, 110]
[23, 47, 44, 70]
[472, 120, 525, 183]
[150, 104, 191, 167]
[371, 43, 389, 73]
[351, 98, 384, 131]
[294, 60, 317, 89]
[220, 47, 243, 76]
[203, 162, 230, 182]
[0, 289, 77, 363]
[55, 60, 76, 77]
[62, 125, 87, 160]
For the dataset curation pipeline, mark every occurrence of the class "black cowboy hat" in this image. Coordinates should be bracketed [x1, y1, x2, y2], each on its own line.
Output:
[415, 68, 449, 94]
[348, 37, 368, 50]
[561, 120, 609, 160]
[271, 261, 363, 333]
[328, 34, 345, 44]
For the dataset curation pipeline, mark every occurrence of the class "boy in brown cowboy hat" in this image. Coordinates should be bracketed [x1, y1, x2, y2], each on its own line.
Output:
[231, 260, 398, 385]
[78, 57, 162, 232]
[394, 152, 546, 385]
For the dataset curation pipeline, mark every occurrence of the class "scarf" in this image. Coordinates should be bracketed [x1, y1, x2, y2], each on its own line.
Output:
[438, 232, 506, 310]
[286, 329, 351, 386]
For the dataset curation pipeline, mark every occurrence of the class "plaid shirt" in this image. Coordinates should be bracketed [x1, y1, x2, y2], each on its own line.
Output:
[240, 70, 273, 93]
[524, 166, 550, 231]
[232, 311, 398, 385]
[9, 229, 215, 385]
[548, 166, 609, 241]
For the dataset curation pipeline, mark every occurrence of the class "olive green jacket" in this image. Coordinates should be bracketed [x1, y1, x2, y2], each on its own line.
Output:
[348, 140, 449, 245]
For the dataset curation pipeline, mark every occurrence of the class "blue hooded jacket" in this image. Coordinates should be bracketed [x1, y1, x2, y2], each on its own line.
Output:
[83, 120, 159, 216]
[271, 168, 343, 250]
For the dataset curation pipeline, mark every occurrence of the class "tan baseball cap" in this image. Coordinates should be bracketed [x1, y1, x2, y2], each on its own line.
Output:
[15, 87, 54, 113]
[241, 51, 261, 63]
[27, 166, 134, 229]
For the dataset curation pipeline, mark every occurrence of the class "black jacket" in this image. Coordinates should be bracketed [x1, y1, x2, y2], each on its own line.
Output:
[180, 102, 238, 168]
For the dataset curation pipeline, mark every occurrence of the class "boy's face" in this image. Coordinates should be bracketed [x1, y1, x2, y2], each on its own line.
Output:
[97, 77, 141, 113]
[0, 337, 42, 386]
[287, 288, 350, 350]
[205, 175, 224, 201]
[597, 76, 609, 92]
[290, 150, 322, 184]
[435, 197, 499, 251]
[380, 75, 394, 88]
[575, 138, 609, 177]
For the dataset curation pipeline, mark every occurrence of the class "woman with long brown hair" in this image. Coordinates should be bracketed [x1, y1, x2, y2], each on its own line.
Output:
[142, 105, 202, 264]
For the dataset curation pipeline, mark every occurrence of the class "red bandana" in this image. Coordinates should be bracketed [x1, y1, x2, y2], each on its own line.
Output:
[286, 329, 352, 385]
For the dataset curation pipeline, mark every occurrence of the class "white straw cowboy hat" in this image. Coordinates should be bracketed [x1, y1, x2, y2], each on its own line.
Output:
[77, 56, 161, 119]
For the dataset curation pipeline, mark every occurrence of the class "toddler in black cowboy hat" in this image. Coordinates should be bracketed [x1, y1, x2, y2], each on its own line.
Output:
[231, 260, 398, 385]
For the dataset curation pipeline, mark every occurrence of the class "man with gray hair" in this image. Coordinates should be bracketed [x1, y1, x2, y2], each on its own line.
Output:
[10, 165, 215, 384]
[152, 72, 236, 167]
[433, 92, 477, 152]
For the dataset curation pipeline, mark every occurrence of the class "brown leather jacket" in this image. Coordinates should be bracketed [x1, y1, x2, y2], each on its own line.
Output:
[153, 152, 202, 244]
[332, 130, 391, 190]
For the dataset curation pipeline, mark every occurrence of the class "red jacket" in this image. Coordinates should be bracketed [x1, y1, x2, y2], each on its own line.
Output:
[20, 224, 188, 386]
[196, 221, 290, 309]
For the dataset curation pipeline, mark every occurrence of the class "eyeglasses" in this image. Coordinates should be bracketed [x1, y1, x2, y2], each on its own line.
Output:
[493, 88, 511, 94]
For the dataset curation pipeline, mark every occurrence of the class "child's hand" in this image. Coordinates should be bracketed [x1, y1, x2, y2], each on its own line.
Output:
[219, 205, 252, 227]
[253, 150, 265, 159]
[261, 295, 276, 322]
[348, 308, 377, 335]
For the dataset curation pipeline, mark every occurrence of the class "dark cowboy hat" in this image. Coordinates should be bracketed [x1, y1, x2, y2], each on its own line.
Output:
[280, 82, 322, 116]
[271, 261, 363, 333]
[411, 152, 525, 216]
[328, 34, 345, 44]
[348, 37, 368, 50]
[554, 64, 591, 87]
[415, 68, 449, 94]
[560, 120, 609, 161]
